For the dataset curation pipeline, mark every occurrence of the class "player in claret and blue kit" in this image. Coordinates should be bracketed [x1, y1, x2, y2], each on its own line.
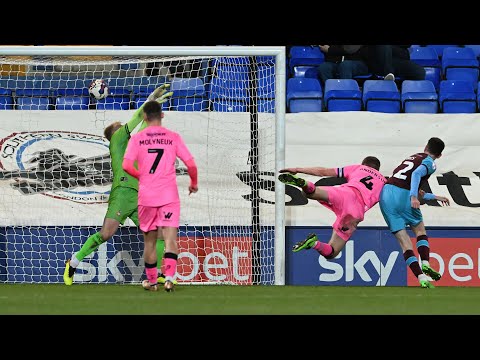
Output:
[379, 137, 450, 288]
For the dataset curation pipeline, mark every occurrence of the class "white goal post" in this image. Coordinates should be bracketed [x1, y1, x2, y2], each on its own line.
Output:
[0, 46, 286, 285]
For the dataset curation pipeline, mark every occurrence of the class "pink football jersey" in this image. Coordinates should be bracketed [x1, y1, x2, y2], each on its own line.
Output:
[124, 125, 194, 207]
[338, 164, 387, 210]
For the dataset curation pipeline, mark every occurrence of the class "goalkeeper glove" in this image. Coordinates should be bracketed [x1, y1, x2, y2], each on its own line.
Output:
[147, 84, 174, 104]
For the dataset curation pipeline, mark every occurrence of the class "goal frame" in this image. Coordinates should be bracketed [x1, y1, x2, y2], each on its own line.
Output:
[0, 45, 286, 285]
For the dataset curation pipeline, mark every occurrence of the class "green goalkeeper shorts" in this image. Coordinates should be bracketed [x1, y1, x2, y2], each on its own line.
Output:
[105, 186, 139, 226]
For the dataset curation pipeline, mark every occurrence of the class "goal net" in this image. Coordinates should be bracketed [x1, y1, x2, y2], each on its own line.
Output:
[0, 46, 286, 285]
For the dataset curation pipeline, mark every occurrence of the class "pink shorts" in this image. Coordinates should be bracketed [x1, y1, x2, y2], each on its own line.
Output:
[138, 202, 180, 232]
[318, 186, 366, 241]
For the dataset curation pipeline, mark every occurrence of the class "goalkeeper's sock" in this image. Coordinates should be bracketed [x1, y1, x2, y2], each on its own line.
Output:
[145, 262, 158, 285]
[156, 239, 165, 270]
[71, 232, 104, 268]
[163, 252, 178, 279]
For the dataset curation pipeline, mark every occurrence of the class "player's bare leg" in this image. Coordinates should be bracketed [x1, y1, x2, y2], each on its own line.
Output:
[64, 218, 120, 285]
[162, 226, 179, 292]
[411, 222, 441, 281]
[394, 229, 434, 288]
[142, 229, 159, 291]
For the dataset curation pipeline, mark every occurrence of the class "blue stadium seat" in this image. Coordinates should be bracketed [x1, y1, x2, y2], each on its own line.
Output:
[257, 99, 275, 113]
[464, 45, 480, 59]
[410, 47, 441, 67]
[439, 80, 476, 113]
[442, 47, 479, 90]
[424, 67, 442, 91]
[257, 65, 274, 98]
[171, 77, 205, 97]
[209, 77, 249, 99]
[54, 88, 89, 96]
[401, 80, 438, 113]
[426, 45, 460, 58]
[134, 96, 148, 109]
[17, 97, 52, 110]
[214, 65, 249, 82]
[286, 77, 322, 113]
[289, 46, 324, 74]
[0, 88, 14, 110]
[324, 79, 362, 111]
[55, 96, 89, 110]
[56, 79, 92, 91]
[293, 66, 318, 78]
[257, 65, 275, 113]
[15, 89, 50, 97]
[103, 77, 132, 88]
[131, 85, 157, 96]
[130, 76, 169, 94]
[209, 76, 249, 112]
[0, 78, 17, 89]
[96, 96, 130, 110]
[362, 80, 401, 113]
[107, 87, 131, 97]
[170, 78, 207, 110]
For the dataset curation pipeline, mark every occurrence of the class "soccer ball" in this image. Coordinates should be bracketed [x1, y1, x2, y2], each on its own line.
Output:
[88, 79, 109, 100]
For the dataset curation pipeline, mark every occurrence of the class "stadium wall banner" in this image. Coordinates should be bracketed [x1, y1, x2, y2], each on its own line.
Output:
[0, 110, 272, 227]
[287, 227, 480, 287]
[0, 226, 256, 284]
[1, 111, 479, 227]
[285, 111, 480, 227]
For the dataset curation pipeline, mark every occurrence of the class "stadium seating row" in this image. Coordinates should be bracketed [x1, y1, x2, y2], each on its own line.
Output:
[287, 78, 480, 113]
[289, 45, 480, 93]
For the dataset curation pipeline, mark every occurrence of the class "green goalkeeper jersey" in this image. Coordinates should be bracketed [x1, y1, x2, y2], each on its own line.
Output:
[109, 107, 148, 191]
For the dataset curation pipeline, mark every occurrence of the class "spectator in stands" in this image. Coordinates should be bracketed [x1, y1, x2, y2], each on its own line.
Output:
[365, 45, 425, 81]
[316, 45, 370, 85]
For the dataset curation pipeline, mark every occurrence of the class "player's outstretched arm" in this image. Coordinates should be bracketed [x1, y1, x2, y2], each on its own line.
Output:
[126, 84, 174, 132]
[279, 167, 336, 177]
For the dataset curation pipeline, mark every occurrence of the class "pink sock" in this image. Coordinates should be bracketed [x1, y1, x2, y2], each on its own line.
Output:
[313, 241, 334, 257]
[164, 258, 177, 278]
[145, 266, 158, 285]
[303, 181, 316, 194]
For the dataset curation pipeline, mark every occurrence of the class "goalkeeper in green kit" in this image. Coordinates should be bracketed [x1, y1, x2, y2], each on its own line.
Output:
[63, 84, 175, 286]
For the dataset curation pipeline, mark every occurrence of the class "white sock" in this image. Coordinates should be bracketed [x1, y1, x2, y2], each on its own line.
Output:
[70, 256, 80, 268]
[418, 274, 428, 282]
[421, 260, 430, 266]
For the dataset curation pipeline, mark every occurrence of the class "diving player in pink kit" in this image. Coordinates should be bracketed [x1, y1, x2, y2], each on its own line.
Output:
[123, 100, 198, 292]
[279, 156, 386, 259]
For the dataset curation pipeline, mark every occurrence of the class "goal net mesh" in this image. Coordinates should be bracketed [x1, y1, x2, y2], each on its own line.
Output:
[0, 53, 277, 285]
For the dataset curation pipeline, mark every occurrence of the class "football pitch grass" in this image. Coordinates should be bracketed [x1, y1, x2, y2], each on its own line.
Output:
[1, 284, 480, 315]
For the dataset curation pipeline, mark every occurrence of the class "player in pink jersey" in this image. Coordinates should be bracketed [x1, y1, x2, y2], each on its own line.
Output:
[122, 100, 198, 292]
[279, 156, 386, 259]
